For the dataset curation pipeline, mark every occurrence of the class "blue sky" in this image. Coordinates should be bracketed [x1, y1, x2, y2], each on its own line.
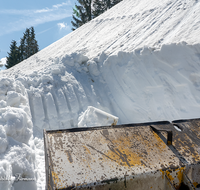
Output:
[0, 0, 76, 60]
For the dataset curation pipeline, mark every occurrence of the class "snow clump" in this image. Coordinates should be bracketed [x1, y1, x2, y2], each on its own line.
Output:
[0, 78, 36, 190]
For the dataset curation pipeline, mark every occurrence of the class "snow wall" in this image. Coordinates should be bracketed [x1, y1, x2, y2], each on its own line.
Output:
[0, 42, 200, 189]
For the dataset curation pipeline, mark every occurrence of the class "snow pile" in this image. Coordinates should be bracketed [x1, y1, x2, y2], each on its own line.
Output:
[0, 0, 200, 189]
[0, 78, 36, 190]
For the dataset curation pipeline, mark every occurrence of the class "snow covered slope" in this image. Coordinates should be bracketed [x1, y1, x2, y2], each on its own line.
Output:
[2, 0, 200, 76]
[0, 0, 200, 189]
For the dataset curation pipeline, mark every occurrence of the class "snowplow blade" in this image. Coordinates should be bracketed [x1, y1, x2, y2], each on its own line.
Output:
[44, 118, 200, 190]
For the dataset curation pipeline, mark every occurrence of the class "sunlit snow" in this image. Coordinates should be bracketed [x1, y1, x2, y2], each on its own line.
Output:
[0, 0, 200, 189]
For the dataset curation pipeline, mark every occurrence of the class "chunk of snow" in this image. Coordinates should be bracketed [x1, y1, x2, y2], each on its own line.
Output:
[6, 91, 21, 107]
[0, 160, 13, 190]
[0, 100, 7, 108]
[3, 108, 32, 144]
[87, 60, 100, 76]
[0, 125, 8, 153]
[78, 106, 118, 127]
[61, 54, 74, 66]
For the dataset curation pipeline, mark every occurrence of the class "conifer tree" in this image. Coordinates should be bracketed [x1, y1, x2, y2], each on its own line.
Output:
[112, 0, 122, 6]
[71, 0, 122, 30]
[92, 0, 105, 17]
[19, 36, 26, 62]
[6, 26, 39, 69]
[6, 40, 20, 69]
[71, 0, 92, 31]
[20, 27, 39, 60]
[93, 0, 122, 17]
[30, 27, 39, 56]
[24, 28, 31, 59]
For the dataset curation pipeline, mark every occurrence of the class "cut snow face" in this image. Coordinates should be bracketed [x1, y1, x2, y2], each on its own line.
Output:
[0, 0, 200, 189]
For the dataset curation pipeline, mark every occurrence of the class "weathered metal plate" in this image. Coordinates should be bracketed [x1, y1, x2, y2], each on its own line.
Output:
[44, 121, 194, 190]
[151, 118, 200, 189]
[172, 119, 200, 163]
[172, 119, 200, 188]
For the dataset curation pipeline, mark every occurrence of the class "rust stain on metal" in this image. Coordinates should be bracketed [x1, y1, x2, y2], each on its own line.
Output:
[44, 119, 200, 190]
[159, 166, 185, 188]
[65, 150, 73, 163]
[52, 171, 61, 184]
[193, 182, 198, 188]
[172, 132, 200, 163]
[176, 167, 185, 184]
[151, 131, 167, 150]
[111, 119, 118, 126]
[105, 136, 142, 167]
[83, 145, 91, 155]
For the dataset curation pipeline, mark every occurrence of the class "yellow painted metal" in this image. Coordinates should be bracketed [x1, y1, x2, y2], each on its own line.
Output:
[44, 119, 200, 189]
[171, 119, 200, 189]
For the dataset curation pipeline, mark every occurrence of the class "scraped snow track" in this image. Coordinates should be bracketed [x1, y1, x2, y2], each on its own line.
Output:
[23, 43, 200, 129]
[0, 0, 200, 189]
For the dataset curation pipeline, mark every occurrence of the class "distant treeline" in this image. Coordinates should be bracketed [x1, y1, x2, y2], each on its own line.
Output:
[6, 27, 39, 69]
[6, 1, 122, 68]
[71, 0, 122, 31]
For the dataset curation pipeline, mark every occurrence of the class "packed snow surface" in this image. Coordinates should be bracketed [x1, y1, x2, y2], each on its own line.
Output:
[0, 0, 200, 189]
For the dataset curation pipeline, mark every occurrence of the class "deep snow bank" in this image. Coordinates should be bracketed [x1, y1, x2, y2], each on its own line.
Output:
[0, 79, 36, 190]
[0, 42, 200, 189]
[23, 42, 200, 126]
[7, 42, 200, 130]
[0, 0, 200, 189]
[100, 43, 200, 122]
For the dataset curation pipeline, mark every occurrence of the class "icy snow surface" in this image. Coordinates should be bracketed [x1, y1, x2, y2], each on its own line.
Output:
[0, 0, 200, 189]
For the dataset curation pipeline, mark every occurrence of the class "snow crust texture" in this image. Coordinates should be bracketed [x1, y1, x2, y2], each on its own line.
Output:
[0, 0, 200, 189]
[0, 79, 36, 189]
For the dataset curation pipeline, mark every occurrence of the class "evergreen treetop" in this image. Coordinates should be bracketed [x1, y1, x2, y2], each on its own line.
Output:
[71, 0, 92, 31]
[6, 40, 20, 69]
[71, 0, 122, 30]
[5, 27, 39, 69]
